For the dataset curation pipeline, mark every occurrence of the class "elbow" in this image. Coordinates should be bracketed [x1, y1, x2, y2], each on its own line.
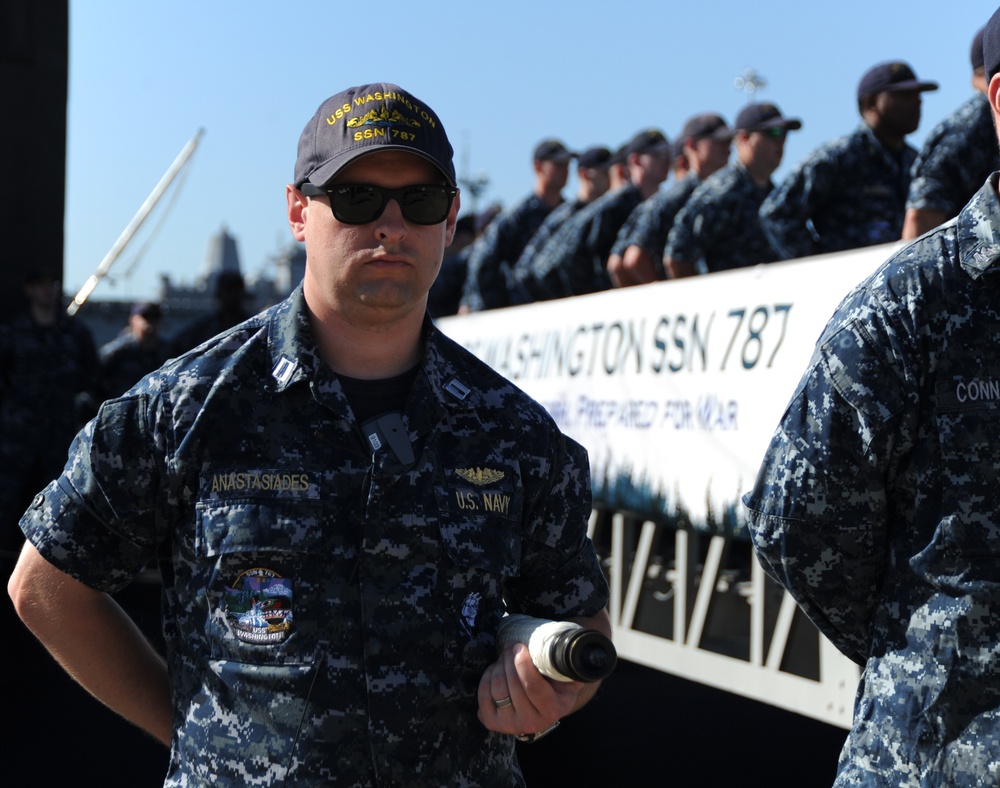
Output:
[8, 556, 34, 624]
[7, 543, 65, 630]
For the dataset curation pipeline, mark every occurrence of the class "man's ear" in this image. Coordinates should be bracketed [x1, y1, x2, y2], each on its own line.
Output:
[989, 73, 1000, 117]
[286, 184, 308, 242]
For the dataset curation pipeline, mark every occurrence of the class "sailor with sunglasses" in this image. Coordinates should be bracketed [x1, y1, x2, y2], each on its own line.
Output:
[664, 102, 802, 278]
[8, 83, 610, 786]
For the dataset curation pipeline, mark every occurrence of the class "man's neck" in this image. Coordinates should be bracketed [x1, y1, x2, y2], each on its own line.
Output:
[535, 184, 563, 209]
[870, 126, 905, 153]
[740, 157, 773, 188]
[29, 303, 57, 327]
[305, 296, 425, 379]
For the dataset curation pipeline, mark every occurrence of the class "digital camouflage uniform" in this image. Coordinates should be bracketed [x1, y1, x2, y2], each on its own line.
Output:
[508, 199, 582, 304]
[521, 184, 642, 302]
[609, 173, 702, 277]
[744, 175, 1000, 786]
[760, 125, 916, 260]
[460, 194, 557, 312]
[907, 93, 999, 223]
[20, 286, 609, 787]
[0, 312, 97, 556]
[98, 332, 170, 400]
[665, 161, 778, 272]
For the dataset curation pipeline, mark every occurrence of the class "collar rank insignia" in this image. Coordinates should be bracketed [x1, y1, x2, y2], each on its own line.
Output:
[455, 467, 505, 485]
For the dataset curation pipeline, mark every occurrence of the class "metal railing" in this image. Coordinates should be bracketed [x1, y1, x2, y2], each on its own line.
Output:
[590, 508, 859, 729]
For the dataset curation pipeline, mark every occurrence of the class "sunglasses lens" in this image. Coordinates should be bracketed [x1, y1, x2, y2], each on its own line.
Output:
[400, 187, 451, 225]
[329, 185, 453, 225]
[332, 186, 384, 224]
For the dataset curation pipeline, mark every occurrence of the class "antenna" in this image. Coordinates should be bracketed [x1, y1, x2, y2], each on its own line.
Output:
[457, 130, 489, 216]
[733, 68, 768, 101]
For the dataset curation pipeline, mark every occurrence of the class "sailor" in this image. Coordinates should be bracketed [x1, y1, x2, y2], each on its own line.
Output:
[8, 82, 610, 786]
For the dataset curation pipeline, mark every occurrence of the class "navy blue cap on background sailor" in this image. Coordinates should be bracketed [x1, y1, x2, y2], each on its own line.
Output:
[856, 61, 939, 101]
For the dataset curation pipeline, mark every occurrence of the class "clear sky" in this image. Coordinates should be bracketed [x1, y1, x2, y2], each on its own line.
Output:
[64, 1, 995, 303]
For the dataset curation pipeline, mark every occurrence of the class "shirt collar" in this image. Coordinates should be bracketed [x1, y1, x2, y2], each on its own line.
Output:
[957, 172, 1000, 279]
[264, 287, 478, 418]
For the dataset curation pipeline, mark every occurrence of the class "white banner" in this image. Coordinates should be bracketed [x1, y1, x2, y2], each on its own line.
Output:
[438, 243, 898, 537]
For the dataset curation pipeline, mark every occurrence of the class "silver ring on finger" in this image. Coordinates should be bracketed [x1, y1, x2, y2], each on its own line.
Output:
[493, 696, 513, 710]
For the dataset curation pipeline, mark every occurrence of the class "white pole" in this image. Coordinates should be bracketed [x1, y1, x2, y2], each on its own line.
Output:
[67, 128, 205, 315]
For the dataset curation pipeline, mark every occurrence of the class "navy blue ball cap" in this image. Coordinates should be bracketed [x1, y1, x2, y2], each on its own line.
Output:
[623, 128, 672, 157]
[985, 7, 1000, 78]
[680, 113, 733, 142]
[577, 146, 613, 169]
[972, 25, 987, 71]
[131, 301, 162, 320]
[734, 102, 802, 133]
[533, 138, 575, 162]
[856, 61, 938, 100]
[294, 83, 456, 188]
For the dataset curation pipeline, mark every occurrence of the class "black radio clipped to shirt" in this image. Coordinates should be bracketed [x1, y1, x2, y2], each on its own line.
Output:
[361, 412, 415, 465]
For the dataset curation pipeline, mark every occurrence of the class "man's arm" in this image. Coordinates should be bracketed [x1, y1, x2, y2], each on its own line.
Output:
[901, 207, 949, 240]
[664, 255, 697, 279]
[612, 245, 660, 286]
[8, 542, 173, 745]
[476, 608, 611, 736]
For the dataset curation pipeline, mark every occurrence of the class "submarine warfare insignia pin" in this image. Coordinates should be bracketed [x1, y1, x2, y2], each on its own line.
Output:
[455, 467, 505, 486]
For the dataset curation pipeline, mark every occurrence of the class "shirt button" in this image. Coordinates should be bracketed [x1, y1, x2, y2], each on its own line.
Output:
[32, 494, 45, 508]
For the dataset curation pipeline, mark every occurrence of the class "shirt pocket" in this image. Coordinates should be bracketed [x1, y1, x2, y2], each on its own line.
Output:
[430, 466, 524, 667]
[920, 389, 1000, 591]
[434, 465, 524, 577]
[195, 497, 335, 665]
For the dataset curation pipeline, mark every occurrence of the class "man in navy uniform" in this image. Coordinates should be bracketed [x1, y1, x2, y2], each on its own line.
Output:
[744, 8, 1000, 783]
[459, 138, 573, 312]
[903, 25, 998, 239]
[9, 83, 610, 787]
[608, 113, 733, 286]
[760, 60, 938, 259]
[665, 103, 801, 278]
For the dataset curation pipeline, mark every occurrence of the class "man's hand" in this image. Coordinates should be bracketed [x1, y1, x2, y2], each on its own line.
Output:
[476, 643, 583, 737]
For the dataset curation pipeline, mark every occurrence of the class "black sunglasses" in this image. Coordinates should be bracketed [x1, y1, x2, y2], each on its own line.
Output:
[300, 183, 458, 226]
[760, 127, 788, 140]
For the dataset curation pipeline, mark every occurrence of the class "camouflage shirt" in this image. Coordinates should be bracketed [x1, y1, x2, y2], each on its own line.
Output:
[461, 194, 557, 312]
[20, 286, 609, 787]
[98, 332, 169, 400]
[521, 184, 642, 301]
[666, 161, 778, 272]
[744, 175, 1000, 785]
[760, 124, 916, 260]
[0, 311, 97, 457]
[906, 93, 998, 221]
[0, 311, 97, 552]
[609, 174, 702, 270]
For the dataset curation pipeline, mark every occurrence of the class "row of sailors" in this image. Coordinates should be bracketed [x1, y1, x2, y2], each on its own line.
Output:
[435, 28, 994, 317]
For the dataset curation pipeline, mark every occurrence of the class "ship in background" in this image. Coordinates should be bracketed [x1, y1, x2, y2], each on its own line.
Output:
[76, 226, 306, 348]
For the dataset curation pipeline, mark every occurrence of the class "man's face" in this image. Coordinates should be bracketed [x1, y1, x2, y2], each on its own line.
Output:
[291, 150, 459, 325]
[24, 277, 61, 311]
[689, 136, 731, 178]
[872, 88, 922, 137]
[742, 129, 786, 176]
[633, 152, 672, 195]
[537, 158, 570, 192]
[580, 166, 611, 199]
[130, 312, 159, 345]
